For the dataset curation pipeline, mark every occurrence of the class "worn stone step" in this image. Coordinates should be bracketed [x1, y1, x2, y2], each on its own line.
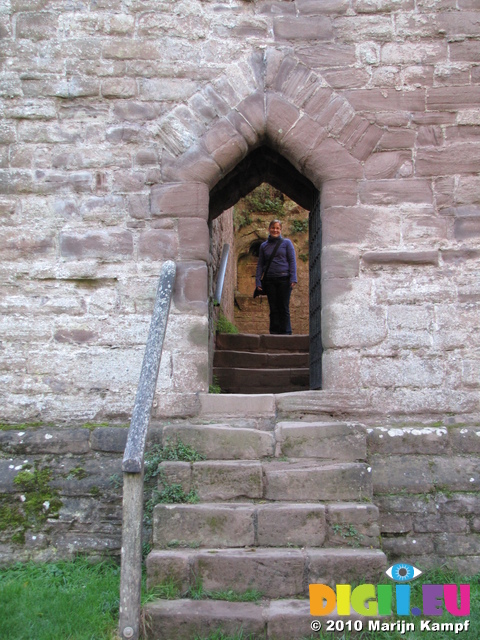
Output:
[146, 547, 387, 597]
[158, 460, 372, 502]
[143, 598, 381, 640]
[274, 421, 367, 461]
[213, 350, 309, 369]
[214, 367, 310, 394]
[152, 502, 380, 549]
[198, 393, 276, 428]
[264, 461, 372, 501]
[152, 502, 326, 548]
[216, 333, 309, 353]
[163, 424, 275, 459]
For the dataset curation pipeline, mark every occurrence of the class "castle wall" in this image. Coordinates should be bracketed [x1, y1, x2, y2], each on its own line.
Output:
[0, 0, 479, 424]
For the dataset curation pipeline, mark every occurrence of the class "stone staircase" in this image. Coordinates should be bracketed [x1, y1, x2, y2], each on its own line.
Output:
[213, 334, 310, 394]
[142, 405, 387, 639]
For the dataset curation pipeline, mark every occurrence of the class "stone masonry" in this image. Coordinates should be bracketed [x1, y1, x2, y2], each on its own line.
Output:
[0, 0, 479, 423]
[1, 0, 480, 572]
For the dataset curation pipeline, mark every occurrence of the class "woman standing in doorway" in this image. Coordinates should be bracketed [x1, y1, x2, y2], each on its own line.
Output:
[255, 220, 297, 335]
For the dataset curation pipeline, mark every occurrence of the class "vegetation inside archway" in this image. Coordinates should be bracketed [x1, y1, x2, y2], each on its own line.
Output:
[233, 183, 309, 335]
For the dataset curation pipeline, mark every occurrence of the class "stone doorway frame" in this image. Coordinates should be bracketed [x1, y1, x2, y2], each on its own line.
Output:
[153, 50, 386, 400]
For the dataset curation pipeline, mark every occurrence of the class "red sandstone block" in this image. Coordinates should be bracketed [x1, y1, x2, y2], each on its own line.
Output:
[276, 61, 319, 108]
[138, 229, 178, 260]
[194, 548, 305, 597]
[364, 151, 413, 179]
[279, 114, 327, 167]
[345, 87, 425, 112]
[202, 118, 248, 175]
[348, 124, 384, 161]
[428, 85, 480, 111]
[454, 217, 480, 241]
[359, 179, 433, 205]
[298, 43, 356, 68]
[16, 12, 58, 41]
[303, 137, 363, 182]
[102, 39, 160, 60]
[174, 261, 208, 312]
[362, 250, 439, 266]
[451, 40, 480, 62]
[59, 229, 133, 259]
[273, 16, 333, 41]
[150, 182, 209, 219]
[436, 11, 480, 36]
[233, 91, 266, 141]
[324, 67, 370, 90]
[297, 0, 350, 14]
[178, 218, 209, 261]
[265, 93, 301, 148]
[321, 179, 359, 207]
[416, 143, 480, 176]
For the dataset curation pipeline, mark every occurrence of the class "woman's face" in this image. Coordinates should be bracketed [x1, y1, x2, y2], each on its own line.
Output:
[269, 222, 282, 237]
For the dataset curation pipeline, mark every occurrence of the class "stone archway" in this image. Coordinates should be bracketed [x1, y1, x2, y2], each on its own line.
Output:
[150, 49, 393, 399]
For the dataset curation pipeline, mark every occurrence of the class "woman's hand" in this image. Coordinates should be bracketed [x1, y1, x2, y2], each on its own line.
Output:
[290, 282, 296, 289]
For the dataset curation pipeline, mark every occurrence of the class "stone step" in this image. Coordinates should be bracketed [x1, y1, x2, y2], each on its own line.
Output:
[152, 502, 380, 549]
[213, 349, 309, 369]
[274, 421, 367, 461]
[216, 333, 309, 353]
[214, 367, 310, 394]
[146, 547, 387, 597]
[163, 424, 276, 459]
[143, 598, 380, 640]
[161, 421, 365, 461]
[158, 460, 372, 502]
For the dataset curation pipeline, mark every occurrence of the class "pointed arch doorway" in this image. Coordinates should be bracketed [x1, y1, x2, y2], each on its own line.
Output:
[209, 146, 322, 390]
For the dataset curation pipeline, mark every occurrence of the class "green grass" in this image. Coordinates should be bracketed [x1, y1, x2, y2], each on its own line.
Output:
[0, 557, 121, 640]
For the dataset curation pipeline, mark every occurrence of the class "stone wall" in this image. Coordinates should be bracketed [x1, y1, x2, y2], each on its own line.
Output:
[1, 0, 480, 423]
[1, 422, 479, 571]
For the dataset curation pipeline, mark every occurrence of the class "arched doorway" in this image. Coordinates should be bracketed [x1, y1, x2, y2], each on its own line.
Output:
[209, 146, 322, 390]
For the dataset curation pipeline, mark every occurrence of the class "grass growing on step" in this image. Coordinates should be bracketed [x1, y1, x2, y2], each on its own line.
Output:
[195, 631, 256, 640]
[185, 577, 263, 604]
[0, 557, 121, 640]
[143, 439, 204, 526]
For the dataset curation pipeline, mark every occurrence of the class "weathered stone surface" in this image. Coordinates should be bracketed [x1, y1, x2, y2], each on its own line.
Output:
[362, 250, 438, 266]
[194, 548, 305, 597]
[143, 599, 266, 640]
[59, 230, 133, 260]
[275, 422, 366, 460]
[257, 504, 326, 547]
[0, 428, 90, 455]
[153, 504, 255, 548]
[367, 426, 449, 455]
[163, 424, 274, 460]
[371, 455, 435, 494]
[150, 182, 209, 219]
[192, 461, 263, 500]
[264, 461, 372, 501]
[273, 16, 333, 41]
[307, 548, 387, 588]
[90, 427, 128, 453]
[145, 550, 193, 592]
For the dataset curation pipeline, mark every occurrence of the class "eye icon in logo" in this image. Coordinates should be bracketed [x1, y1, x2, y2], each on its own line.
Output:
[386, 563, 422, 582]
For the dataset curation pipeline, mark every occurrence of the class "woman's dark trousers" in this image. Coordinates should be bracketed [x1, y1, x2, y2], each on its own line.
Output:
[264, 277, 292, 335]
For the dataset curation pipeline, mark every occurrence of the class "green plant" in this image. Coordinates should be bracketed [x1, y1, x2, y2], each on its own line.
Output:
[209, 376, 222, 394]
[0, 557, 121, 639]
[331, 524, 363, 548]
[215, 312, 239, 334]
[0, 463, 63, 544]
[243, 184, 285, 216]
[290, 219, 308, 234]
[299, 252, 309, 262]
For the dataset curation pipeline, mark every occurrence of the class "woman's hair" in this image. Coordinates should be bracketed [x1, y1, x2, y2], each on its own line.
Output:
[269, 219, 282, 229]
